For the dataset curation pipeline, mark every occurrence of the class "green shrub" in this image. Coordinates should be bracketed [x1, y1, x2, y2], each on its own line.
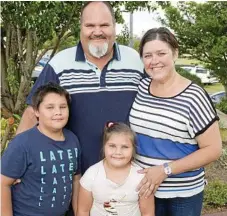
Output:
[216, 97, 227, 114]
[204, 180, 227, 207]
[176, 67, 203, 87]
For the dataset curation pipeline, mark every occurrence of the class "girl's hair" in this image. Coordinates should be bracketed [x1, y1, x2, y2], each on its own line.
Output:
[102, 122, 137, 161]
[139, 27, 179, 57]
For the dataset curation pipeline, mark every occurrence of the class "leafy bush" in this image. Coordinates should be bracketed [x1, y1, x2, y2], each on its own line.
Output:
[176, 67, 203, 87]
[1, 115, 21, 154]
[204, 180, 227, 207]
[216, 97, 227, 114]
[176, 66, 203, 87]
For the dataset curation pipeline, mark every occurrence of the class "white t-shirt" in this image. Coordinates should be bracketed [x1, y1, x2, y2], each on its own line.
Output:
[80, 160, 144, 216]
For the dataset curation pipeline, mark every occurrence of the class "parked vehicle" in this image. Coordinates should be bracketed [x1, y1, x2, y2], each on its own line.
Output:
[32, 57, 49, 82]
[180, 65, 218, 84]
[210, 91, 226, 104]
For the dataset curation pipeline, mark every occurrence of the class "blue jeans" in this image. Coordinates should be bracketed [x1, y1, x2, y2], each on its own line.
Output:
[155, 191, 204, 216]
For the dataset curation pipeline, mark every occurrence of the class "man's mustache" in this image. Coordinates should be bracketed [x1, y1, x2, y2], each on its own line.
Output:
[89, 35, 106, 40]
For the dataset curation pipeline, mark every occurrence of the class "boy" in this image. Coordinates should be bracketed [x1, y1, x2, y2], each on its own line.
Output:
[1, 82, 81, 216]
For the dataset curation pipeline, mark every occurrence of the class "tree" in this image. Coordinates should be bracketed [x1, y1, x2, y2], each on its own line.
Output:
[159, 1, 227, 95]
[1, 1, 154, 153]
[116, 24, 130, 46]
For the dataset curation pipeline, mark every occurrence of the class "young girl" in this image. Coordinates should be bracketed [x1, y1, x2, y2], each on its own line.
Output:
[77, 122, 154, 216]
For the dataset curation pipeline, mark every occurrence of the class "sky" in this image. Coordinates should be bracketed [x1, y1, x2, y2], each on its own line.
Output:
[116, 8, 165, 37]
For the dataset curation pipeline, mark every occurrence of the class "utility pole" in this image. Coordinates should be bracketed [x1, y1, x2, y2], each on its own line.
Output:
[129, 12, 134, 48]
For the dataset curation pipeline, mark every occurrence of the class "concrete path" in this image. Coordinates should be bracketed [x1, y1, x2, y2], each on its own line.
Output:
[202, 211, 227, 216]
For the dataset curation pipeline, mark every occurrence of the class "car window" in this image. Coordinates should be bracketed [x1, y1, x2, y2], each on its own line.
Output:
[181, 67, 193, 72]
[196, 69, 207, 74]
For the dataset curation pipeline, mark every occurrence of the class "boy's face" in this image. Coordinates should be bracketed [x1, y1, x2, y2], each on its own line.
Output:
[34, 93, 69, 132]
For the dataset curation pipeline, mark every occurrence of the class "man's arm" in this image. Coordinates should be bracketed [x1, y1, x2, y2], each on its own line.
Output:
[16, 106, 37, 135]
[1, 175, 16, 216]
[72, 174, 81, 213]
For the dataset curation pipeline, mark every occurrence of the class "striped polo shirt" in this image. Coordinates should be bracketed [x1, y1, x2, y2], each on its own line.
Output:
[27, 42, 144, 174]
[129, 77, 219, 198]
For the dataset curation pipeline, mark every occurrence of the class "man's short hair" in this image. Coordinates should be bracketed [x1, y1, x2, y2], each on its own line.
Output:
[80, 1, 115, 24]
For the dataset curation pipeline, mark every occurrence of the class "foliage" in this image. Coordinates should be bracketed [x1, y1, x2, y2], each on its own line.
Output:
[1, 116, 21, 154]
[160, 1, 227, 94]
[133, 38, 140, 52]
[116, 24, 130, 46]
[216, 98, 227, 114]
[204, 180, 227, 207]
[176, 67, 203, 87]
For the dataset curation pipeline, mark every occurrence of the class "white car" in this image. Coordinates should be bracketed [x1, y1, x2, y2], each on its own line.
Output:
[180, 66, 218, 84]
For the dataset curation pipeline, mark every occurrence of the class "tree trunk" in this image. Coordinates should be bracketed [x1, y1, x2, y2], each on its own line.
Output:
[1, 42, 14, 111]
[14, 31, 34, 114]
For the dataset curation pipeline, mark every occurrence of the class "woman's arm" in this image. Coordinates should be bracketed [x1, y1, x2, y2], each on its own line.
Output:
[139, 194, 155, 216]
[77, 184, 93, 216]
[169, 121, 222, 174]
[137, 121, 222, 197]
[72, 174, 81, 213]
[1, 175, 16, 216]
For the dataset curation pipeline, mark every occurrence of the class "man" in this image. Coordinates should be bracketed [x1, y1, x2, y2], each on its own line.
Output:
[17, 1, 144, 174]
[16, 2, 144, 215]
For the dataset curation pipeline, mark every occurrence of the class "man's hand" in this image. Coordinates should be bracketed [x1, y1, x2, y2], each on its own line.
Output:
[136, 165, 167, 198]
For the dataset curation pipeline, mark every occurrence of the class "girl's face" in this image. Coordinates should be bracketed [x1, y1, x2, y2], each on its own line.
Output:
[104, 132, 134, 168]
[142, 39, 178, 83]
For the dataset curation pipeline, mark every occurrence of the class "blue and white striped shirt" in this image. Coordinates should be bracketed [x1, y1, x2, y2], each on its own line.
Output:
[129, 77, 219, 198]
[27, 42, 144, 174]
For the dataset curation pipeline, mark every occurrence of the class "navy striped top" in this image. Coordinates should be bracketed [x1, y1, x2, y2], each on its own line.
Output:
[27, 42, 144, 174]
[129, 77, 219, 198]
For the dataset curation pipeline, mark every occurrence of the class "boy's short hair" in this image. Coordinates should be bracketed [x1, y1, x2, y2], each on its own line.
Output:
[31, 82, 71, 110]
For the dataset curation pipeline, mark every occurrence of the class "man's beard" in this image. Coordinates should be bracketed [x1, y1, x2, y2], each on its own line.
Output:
[88, 42, 109, 59]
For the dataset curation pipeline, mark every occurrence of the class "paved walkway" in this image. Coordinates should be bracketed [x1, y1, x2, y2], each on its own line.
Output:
[203, 211, 227, 216]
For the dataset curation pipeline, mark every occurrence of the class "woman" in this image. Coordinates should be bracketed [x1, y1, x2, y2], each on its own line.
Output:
[129, 27, 222, 216]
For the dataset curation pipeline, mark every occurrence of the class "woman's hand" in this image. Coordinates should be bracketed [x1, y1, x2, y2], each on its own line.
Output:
[137, 165, 167, 198]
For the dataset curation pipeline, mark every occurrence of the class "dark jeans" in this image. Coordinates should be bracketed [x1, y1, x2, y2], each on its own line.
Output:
[155, 191, 204, 216]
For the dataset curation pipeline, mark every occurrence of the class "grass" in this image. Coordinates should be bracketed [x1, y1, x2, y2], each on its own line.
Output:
[220, 128, 227, 143]
[176, 58, 201, 65]
[204, 83, 225, 94]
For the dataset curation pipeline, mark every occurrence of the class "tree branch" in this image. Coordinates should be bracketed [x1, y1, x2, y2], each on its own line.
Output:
[17, 25, 25, 73]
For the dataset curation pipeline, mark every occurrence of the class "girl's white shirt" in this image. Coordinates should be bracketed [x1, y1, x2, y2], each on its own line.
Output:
[80, 160, 144, 216]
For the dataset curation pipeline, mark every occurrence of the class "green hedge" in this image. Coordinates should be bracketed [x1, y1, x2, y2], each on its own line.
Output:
[216, 98, 227, 114]
[176, 66, 203, 87]
[204, 180, 227, 207]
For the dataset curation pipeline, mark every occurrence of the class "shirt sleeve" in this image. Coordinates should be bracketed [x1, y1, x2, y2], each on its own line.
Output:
[1, 137, 28, 179]
[79, 165, 97, 192]
[26, 64, 60, 105]
[187, 88, 219, 138]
